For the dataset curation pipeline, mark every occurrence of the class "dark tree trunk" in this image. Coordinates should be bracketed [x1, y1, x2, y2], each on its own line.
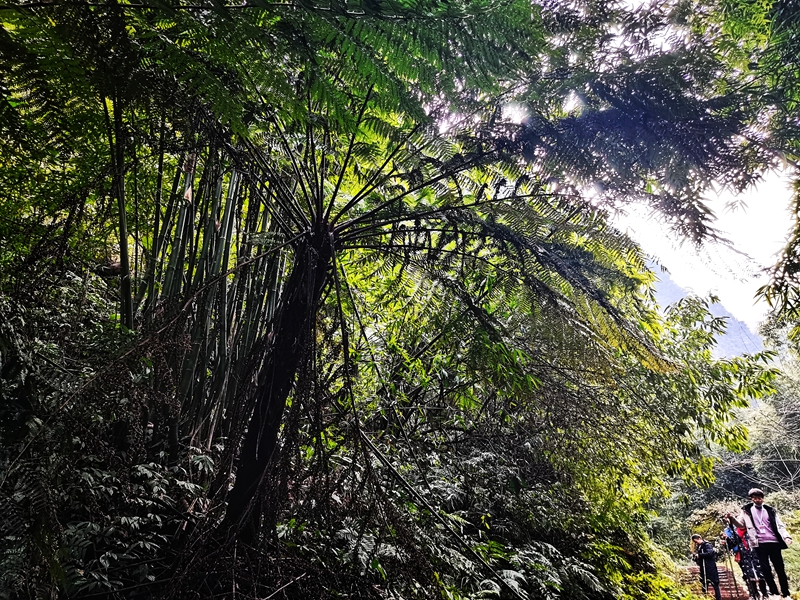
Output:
[224, 230, 333, 537]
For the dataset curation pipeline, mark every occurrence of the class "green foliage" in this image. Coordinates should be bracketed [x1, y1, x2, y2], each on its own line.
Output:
[617, 542, 699, 600]
[772, 491, 800, 589]
[701, 0, 800, 317]
[0, 0, 786, 597]
[0, 276, 220, 598]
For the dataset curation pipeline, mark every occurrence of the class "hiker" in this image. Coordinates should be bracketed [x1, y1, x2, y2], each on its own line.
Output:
[727, 488, 794, 599]
[722, 517, 767, 599]
[693, 534, 722, 600]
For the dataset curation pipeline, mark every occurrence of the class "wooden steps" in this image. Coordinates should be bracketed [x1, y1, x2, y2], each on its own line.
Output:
[687, 564, 754, 600]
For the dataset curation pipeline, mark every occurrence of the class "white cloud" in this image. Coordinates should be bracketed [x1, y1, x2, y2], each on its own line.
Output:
[615, 171, 794, 332]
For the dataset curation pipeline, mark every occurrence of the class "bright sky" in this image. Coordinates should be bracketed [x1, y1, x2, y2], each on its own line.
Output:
[615, 171, 795, 333]
[502, 98, 795, 335]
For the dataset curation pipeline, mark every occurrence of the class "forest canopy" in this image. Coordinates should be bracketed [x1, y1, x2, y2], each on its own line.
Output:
[1, 0, 799, 598]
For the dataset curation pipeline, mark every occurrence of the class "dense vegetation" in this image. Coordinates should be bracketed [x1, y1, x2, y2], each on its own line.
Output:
[2, 0, 800, 598]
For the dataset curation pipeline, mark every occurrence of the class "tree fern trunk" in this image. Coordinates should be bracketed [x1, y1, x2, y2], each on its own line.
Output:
[224, 231, 333, 537]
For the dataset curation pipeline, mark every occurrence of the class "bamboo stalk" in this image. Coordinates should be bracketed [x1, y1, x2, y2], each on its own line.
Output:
[146, 153, 185, 313]
[139, 111, 166, 319]
[186, 148, 213, 294]
[179, 169, 240, 446]
[111, 96, 134, 330]
[133, 131, 140, 302]
[163, 162, 194, 300]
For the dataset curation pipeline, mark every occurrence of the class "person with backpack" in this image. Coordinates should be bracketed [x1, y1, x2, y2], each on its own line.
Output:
[722, 516, 767, 599]
[727, 488, 794, 599]
[692, 533, 722, 600]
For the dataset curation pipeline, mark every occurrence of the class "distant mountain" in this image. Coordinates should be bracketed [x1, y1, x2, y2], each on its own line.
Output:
[651, 267, 763, 358]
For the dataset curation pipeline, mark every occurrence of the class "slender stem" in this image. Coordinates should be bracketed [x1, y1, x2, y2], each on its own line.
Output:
[133, 125, 140, 300]
[241, 139, 310, 230]
[338, 193, 556, 242]
[246, 180, 301, 237]
[107, 94, 134, 329]
[334, 150, 497, 234]
[323, 86, 374, 223]
[329, 122, 420, 226]
[140, 110, 166, 318]
[304, 92, 323, 217]
[269, 114, 316, 221]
